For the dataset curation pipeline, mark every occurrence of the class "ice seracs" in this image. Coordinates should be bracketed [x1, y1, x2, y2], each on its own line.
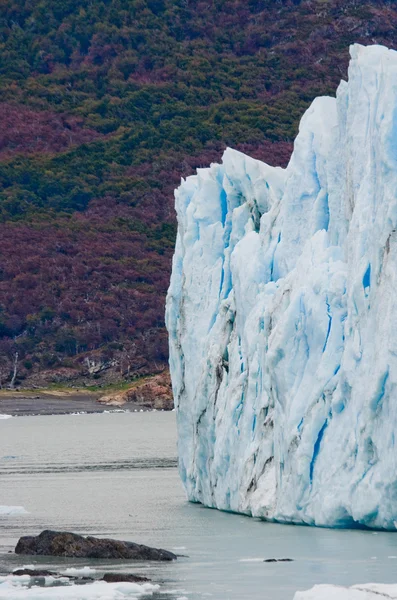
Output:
[166, 44, 397, 530]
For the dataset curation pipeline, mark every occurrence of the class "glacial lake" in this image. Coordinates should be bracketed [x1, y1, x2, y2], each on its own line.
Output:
[1, 411, 397, 600]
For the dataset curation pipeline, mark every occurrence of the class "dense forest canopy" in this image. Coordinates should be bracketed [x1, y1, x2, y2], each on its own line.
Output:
[0, 0, 396, 386]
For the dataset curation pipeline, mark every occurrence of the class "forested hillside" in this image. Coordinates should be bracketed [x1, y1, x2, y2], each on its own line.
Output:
[0, 0, 396, 387]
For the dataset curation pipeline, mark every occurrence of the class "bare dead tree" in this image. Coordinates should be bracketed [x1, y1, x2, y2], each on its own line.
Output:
[9, 352, 18, 389]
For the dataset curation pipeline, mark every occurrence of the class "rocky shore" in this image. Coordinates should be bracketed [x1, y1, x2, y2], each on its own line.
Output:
[97, 372, 173, 410]
[0, 371, 173, 416]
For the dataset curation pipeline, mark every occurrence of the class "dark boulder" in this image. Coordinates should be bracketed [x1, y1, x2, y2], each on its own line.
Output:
[278, 558, 293, 562]
[264, 558, 294, 563]
[15, 530, 177, 561]
[102, 573, 150, 583]
[12, 569, 57, 577]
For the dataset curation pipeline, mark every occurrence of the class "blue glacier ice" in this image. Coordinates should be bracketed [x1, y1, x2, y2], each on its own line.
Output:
[166, 44, 397, 530]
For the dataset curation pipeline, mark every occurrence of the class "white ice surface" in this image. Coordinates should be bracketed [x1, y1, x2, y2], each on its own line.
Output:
[0, 578, 159, 599]
[60, 568, 96, 577]
[166, 44, 397, 530]
[0, 507, 28, 516]
[0, 415, 12, 420]
[294, 583, 397, 600]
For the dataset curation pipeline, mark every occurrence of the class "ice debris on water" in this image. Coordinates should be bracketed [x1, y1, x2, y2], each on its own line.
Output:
[166, 44, 397, 530]
[60, 567, 96, 577]
[294, 583, 397, 600]
[0, 506, 28, 516]
[0, 577, 159, 598]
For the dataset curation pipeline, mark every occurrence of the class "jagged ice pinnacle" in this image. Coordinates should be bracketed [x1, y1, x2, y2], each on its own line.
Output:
[166, 44, 397, 530]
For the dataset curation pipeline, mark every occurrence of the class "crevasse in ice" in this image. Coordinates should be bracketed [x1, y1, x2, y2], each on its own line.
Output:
[166, 44, 397, 530]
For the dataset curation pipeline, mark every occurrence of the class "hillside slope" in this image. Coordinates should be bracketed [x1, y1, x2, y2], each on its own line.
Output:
[0, 0, 396, 387]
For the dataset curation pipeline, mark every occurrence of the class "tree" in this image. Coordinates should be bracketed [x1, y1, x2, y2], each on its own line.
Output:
[9, 351, 18, 389]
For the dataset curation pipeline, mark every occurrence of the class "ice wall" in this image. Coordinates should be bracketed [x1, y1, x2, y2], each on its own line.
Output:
[166, 44, 397, 530]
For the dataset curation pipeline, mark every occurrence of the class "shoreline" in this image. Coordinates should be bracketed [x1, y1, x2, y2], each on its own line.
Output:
[0, 392, 108, 416]
[0, 377, 174, 416]
[0, 391, 158, 417]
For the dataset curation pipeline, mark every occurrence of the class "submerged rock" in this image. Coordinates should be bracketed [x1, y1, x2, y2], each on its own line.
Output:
[102, 573, 150, 583]
[15, 530, 177, 561]
[12, 569, 57, 577]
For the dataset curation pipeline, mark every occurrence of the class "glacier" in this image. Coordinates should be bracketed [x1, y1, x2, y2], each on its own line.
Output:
[166, 44, 397, 530]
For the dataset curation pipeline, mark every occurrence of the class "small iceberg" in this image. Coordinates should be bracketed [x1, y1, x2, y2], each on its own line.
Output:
[294, 583, 397, 599]
[0, 506, 28, 516]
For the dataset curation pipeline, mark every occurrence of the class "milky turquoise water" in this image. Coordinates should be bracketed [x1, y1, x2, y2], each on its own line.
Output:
[1, 412, 397, 600]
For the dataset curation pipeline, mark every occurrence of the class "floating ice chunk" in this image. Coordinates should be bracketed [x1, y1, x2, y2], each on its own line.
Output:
[0, 578, 159, 598]
[0, 576, 31, 586]
[294, 583, 397, 600]
[60, 567, 96, 577]
[3, 573, 92, 589]
[0, 506, 28, 516]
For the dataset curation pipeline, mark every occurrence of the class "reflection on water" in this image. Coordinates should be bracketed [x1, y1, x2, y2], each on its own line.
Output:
[1, 412, 397, 600]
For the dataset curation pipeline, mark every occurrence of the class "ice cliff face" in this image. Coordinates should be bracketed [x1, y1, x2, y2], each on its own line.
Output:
[166, 44, 397, 530]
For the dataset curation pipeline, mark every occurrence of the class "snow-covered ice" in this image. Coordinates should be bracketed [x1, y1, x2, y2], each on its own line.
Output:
[0, 415, 12, 420]
[0, 569, 160, 599]
[294, 583, 397, 600]
[60, 567, 96, 577]
[166, 44, 397, 530]
[0, 577, 159, 598]
[0, 506, 28, 516]
[0, 575, 70, 589]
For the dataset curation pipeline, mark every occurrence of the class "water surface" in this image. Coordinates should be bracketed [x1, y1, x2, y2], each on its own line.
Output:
[1, 412, 397, 599]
